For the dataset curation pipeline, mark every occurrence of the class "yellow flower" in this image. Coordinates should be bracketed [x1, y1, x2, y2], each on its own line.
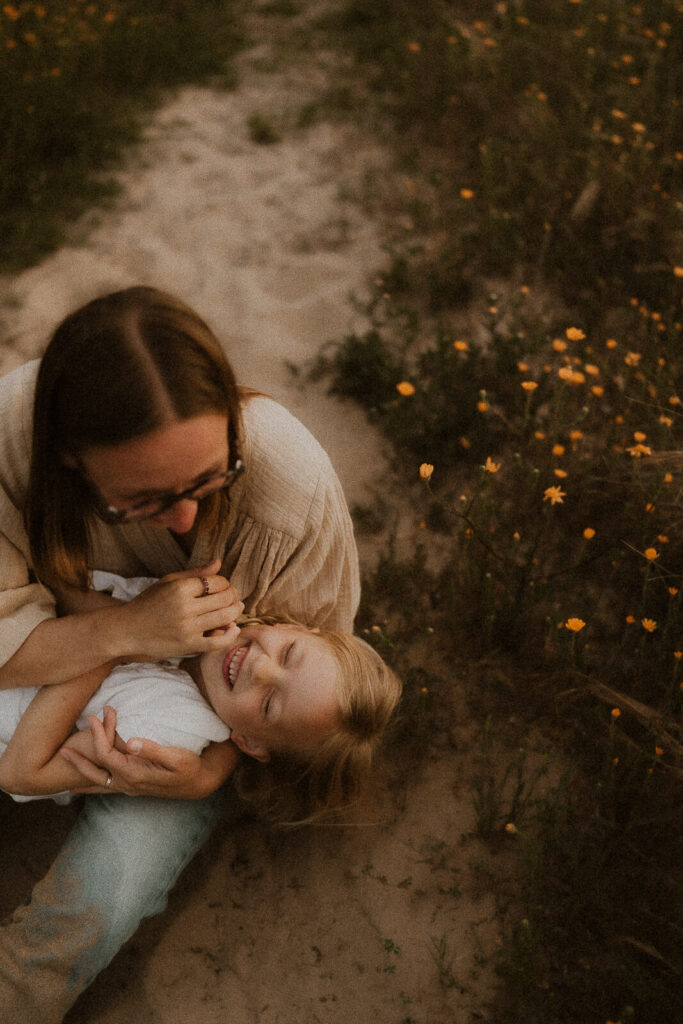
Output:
[663, 473, 673, 483]
[633, 431, 647, 441]
[561, 366, 587, 384]
[674, 266, 683, 278]
[477, 400, 489, 412]
[674, 651, 682, 660]
[565, 618, 586, 632]
[569, 430, 583, 442]
[408, 41, 422, 52]
[521, 380, 538, 392]
[484, 457, 501, 473]
[459, 436, 471, 449]
[396, 381, 416, 396]
[626, 443, 652, 457]
[552, 444, 565, 456]
[460, 188, 474, 199]
[641, 618, 657, 632]
[2, 5, 19, 20]
[554, 468, 568, 478]
[625, 615, 635, 623]
[453, 340, 469, 351]
[584, 364, 600, 376]
[517, 361, 530, 372]
[534, 430, 546, 440]
[658, 535, 669, 544]
[668, 587, 678, 596]
[591, 385, 605, 397]
[624, 351, 642, 366]
[660, 415, 673, 427]
[631, 122, 646, 133]
[419, 463, 434, 480]
[611, 707, 621, 718]
[566, 327, 586, 341]
[504, 823, 518, 834]
[583, 527, 596, 539]
[605, 338, 618, 349]
[543, 486, 565, 505]
[655, 747, 664, 756]
[644, 548, 659, 561]
[552, 338, 568, 352]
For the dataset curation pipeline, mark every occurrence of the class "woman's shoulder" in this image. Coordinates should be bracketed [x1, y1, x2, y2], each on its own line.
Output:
[0, 359, 39, 415]
[241, 395, 333, 482]
[0, 360, 39, 492]
[237, 396, 338, 529]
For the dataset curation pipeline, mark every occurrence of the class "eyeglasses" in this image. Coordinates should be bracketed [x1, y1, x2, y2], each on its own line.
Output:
[81, 456, 245, 524]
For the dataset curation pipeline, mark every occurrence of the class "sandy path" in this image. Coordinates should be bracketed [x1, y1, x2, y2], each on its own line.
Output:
[0, 9, 501, 1022]
[0, 41, 387, 506]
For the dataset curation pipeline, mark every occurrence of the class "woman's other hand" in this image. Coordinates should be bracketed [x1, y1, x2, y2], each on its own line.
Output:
[60, 706, 241, 799]
[117, 559, 245, 660]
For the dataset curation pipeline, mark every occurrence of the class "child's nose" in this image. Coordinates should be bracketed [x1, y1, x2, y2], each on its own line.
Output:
[250, 657, 278, 689]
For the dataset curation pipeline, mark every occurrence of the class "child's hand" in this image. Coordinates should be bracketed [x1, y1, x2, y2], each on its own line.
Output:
[115, 560, 244, 661]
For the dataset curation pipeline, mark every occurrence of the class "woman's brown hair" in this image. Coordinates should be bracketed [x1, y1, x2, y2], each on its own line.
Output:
[25, 286, 243, 589]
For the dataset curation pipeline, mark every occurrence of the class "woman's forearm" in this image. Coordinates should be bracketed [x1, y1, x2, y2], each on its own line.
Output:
[0, 565, 244, 691]
[0, 608, 129, 690]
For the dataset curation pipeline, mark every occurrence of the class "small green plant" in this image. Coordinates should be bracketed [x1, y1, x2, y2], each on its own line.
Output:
[246, 111, 281, 144]
[429, 935, 460, 992]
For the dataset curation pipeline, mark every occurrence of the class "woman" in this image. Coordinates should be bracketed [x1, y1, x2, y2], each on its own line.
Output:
[0, 286, 360, 1022]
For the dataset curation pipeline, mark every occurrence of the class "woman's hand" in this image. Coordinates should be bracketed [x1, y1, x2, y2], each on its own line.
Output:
[116, 559, 245, 661]
[60, 707, 241, 800]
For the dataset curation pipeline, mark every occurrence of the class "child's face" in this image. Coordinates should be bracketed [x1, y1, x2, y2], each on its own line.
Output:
[197, 623, 340, 762]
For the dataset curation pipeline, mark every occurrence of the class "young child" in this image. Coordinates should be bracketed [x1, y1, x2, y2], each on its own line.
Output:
[0, 573, 401, 822]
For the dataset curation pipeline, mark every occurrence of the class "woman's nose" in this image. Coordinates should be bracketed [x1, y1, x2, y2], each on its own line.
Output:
[154, 498, 199, 533]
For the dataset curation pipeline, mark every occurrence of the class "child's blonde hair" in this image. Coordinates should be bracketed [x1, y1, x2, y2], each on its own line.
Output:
[232, 616, 402, 825]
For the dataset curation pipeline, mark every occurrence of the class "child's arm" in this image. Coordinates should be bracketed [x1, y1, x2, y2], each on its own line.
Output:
[0, 663, 117, 796]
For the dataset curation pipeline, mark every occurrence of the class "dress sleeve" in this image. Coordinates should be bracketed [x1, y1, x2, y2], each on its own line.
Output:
[257, 463, 360, 632]
[0, 363, 56, 668]
[221, 398, 360, 633]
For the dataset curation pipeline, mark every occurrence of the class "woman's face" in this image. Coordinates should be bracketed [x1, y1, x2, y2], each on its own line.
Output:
[78, 414, 229, 533]
[197, 623, 341, 762]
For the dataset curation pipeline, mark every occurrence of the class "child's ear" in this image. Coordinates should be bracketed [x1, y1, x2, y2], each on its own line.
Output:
[231, 733, 270, 763]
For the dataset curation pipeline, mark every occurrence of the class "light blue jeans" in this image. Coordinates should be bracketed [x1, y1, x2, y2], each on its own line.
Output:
[0, 787, 231, 1024]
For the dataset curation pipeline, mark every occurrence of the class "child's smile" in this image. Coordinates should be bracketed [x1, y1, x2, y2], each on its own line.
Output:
[197, 624, 341, 762]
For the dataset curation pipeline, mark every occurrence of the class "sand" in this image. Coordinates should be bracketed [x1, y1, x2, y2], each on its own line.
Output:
[0, 8, 504, 1022]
